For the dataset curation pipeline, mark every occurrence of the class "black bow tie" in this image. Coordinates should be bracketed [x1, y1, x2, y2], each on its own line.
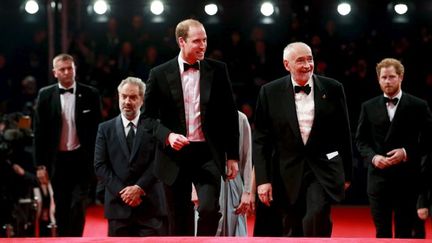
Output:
[184, 62, 200, 71]
[294, 85, 311, 95]
[384, 97, 399, 105]
[59, 88, 74, 94]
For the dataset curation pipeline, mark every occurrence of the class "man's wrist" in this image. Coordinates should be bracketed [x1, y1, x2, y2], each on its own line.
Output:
[401, 148, 408, 162]
[165, 133, 171, 146]
[371, 155, 379, 166]
[134, 185, 145, 196]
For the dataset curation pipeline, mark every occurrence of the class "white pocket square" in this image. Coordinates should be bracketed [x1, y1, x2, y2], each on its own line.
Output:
[83, 109, 91, 113]
[326, 151, 339, 160]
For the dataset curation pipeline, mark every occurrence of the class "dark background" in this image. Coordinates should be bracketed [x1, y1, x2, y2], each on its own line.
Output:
[1, 0, 432, 204]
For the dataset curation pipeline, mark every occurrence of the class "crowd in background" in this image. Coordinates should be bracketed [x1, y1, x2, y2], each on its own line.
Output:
[1, 14, 432, 207]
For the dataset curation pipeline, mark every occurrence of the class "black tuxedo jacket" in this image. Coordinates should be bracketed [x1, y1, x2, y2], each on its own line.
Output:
[143, 57, 239, 185]
[33, 82, 102, 178]
[254, 74, 353, 203]
[355, 93, 432, 195]
[94, 115, 167, 219]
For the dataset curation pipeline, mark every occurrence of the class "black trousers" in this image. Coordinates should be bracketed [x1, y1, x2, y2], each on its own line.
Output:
[164, 142, 221, 236]
[275, 167, 333, 237]
[51, 148, 90, 237]
[368, 188, 418, 238]
[253, 196, 283, 236]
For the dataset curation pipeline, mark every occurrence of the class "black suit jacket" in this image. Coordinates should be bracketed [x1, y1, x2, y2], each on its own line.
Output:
[355, 93, 432, 195]
[143, 57, 239, 185]
[94, 115, 167, 219]
[254, 74, 353, 203]
[33, 82, 102, 178]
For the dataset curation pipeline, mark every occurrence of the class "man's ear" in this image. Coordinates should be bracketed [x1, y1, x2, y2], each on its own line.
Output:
[178, 37, 185, 48]
[283, 60, 290, 72]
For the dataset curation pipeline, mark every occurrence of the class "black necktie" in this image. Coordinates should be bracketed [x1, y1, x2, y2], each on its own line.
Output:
[59, 88, 74, 94]
[384, 97, 399, 105]
[126, 122, 135, 152]
[184, 62, 200, 71]
[294, 84, 311, 95]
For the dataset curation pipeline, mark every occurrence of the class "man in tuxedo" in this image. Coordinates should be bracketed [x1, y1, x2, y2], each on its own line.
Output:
[356, 58, 432, 238]
[33, 53, 102, 236]
[94, 77, 167, 236]
[143, 19, 239, 236]
[253, 42, 352, 237]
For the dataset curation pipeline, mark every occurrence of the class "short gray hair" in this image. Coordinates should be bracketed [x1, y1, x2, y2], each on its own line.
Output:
[283, 42, 310, 61]
[117, 77, 146, 98]
[53, 53, 74, 69]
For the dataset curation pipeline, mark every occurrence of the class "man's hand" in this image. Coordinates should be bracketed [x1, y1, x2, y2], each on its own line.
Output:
[344, 181, 351, 190]
[168, 133, 189, 151]
[418, 208, 429, 220]
[226, 159, 239, 180]
[257, 183, 273, 207]
[372, 155, 392, 169]
[12, 164, 25, 176]
[119, 185, 145, 207]
[386, 148, 405, 165]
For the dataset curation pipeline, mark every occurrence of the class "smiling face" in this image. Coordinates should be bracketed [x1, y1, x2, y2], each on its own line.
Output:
[179, 24, 207, 64]
[283, 43, 314, 86]
[378, 65, 403, 97]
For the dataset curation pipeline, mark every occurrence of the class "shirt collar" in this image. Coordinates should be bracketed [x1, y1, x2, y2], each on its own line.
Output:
[384, 90, 402, 100]
[58, 82, 76, 92]
[121, 111, 140, 128]
[178, 54, 200, 73]
[291, 76, 313, 90]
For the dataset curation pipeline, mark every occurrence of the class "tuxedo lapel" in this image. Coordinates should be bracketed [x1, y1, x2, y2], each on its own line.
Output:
[115, 116, 130, 158]
[74, 84, 83, 127]
[51, 86, 62, 120]
[282, 76, 303, 144]
[306, 75, 325, 146]
[375, 96, 391, 124]
[129, 122, 145, 162]
[166, 58, 186, 131]
[199, 60, 213, 124]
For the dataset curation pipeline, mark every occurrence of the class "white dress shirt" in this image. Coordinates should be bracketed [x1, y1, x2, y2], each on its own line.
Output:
[58, 83, 80, 151]
[292, 78, 315, 145]
[178, 54, 205, 142]
[121, 112, 140, 135]
[384, 91, 402, 122]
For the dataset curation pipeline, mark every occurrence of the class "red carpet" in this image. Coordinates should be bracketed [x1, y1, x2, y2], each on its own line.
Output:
[2, 205, 432, 242]
[83, 204, 432, 238]
[2, 237, 432, 243]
